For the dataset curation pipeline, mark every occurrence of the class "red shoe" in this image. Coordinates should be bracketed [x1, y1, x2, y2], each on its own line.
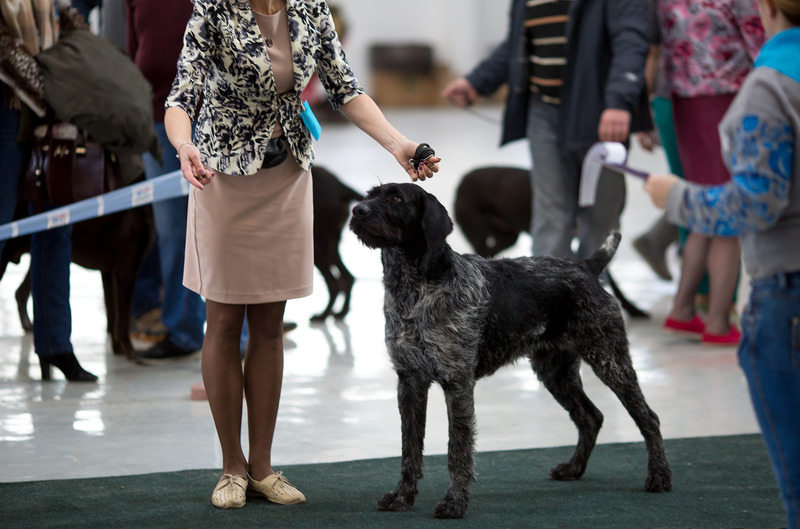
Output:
[663, 315, 705, 337]
[701, 326, 742, 346]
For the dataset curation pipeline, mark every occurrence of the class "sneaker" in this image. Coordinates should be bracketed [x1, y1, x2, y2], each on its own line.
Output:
[134, 337, 200, 365]
[701, 326, 741, 347]
[130, 308, 169, 343]
[663, 315, 705, 337]
[247, 472, 306, 505]
[211, 474, 247, 509]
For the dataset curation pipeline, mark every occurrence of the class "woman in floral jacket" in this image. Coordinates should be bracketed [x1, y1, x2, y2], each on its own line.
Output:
[164, 0, 440, 509]
[657, 0, 765, 345]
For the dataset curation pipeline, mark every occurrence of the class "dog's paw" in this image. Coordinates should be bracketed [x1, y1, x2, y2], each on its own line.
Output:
[549, 462, 585, 481]
[377, 491, 413, 512]
[433, 498, 468, 519]
[645, 467, 673, 492]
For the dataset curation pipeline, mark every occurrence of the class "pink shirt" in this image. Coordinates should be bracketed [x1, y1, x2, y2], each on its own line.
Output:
[657, 0, 765, 98]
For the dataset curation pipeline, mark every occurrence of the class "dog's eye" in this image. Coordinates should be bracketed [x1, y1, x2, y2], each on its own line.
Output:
[393, 195, 403, 203]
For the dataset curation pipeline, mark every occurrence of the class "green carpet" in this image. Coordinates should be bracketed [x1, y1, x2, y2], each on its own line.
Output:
[0, 435, 785, 529]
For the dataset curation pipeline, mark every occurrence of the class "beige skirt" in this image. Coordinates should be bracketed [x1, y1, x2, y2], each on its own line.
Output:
[183, 155, 313, 304]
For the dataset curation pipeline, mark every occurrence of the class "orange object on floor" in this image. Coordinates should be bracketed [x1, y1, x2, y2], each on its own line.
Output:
[191, 380, 207, 401]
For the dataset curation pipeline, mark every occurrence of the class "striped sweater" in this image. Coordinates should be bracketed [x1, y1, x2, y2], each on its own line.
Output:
[525, 0, 571, 104]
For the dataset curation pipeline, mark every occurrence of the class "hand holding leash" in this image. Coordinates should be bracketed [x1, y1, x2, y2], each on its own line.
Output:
[409, 143, 441, 182]
[410, 143, 435, 170]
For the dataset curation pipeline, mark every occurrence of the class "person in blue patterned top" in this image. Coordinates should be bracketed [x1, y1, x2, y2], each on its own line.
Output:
[645, 1, 799, 524]
[163, 0, 441, 510]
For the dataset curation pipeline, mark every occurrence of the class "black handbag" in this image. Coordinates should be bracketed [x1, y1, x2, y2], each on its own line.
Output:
[22, 122, 122, 208]
[261, 135, 288, 169]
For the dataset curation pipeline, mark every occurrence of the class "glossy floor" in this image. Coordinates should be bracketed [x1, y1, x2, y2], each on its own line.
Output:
[0, 106, 759, 483]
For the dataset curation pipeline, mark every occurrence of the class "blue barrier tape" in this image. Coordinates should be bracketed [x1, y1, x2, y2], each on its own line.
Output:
[0, 170, 189, 242]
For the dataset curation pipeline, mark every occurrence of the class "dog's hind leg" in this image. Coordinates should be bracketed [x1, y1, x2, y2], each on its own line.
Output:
[332, 257, 355, 319]
[15, 269, 33, 331]
[378, 373, 431, 512]
[585, 349, 673, 492]
[433, 379, 477, 519]
[534, 357, 604, 481]
[101, 271, 124, 357]
[310, 263, 338, 322]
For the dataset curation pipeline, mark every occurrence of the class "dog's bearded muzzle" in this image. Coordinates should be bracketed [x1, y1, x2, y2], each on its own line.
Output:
[349, 201, 403, 249]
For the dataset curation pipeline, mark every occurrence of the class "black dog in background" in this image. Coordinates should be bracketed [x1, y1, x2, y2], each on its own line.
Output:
[0, 198, 155, 359]
[454, 166, 648, 318]
[311, 166, 363, 321]
[350, 183, 671, 519]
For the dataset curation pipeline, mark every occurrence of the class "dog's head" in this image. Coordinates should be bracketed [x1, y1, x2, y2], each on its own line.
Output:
[349, 183, 453, 277]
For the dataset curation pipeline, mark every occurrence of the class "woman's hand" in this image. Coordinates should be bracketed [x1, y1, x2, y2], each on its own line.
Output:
[178, 143, 215, 190]
[165, 107, 214, 190]
[398, 140, 441, 182]
[644, 173, 681, 209]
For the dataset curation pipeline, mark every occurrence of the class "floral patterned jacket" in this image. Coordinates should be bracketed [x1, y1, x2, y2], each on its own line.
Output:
[166, 0, 364, 175]
[657, 0, 765, 98]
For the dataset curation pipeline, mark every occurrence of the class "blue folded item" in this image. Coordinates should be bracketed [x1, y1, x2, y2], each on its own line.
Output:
[301, 100, 321, 141]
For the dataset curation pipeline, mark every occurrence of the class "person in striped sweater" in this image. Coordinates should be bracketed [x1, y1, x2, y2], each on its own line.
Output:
[442, 0, 651, 261]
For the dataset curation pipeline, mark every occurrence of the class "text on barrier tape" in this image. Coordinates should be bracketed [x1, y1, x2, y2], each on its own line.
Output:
[0, 170, 189, 242]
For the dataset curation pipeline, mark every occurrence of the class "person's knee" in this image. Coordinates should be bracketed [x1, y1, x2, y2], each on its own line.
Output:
[206, 304, 245, 341]
[245, 303, 286, 340]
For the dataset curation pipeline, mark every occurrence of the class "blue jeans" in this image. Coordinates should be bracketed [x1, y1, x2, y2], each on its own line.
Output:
[141, 124, 205, 351]
[739, 271, 800, 529]
[526, 95, 626, 258]
[0, 105, 22, 258]
[30, 207, 74, 358]
[3, 104, 74, 358]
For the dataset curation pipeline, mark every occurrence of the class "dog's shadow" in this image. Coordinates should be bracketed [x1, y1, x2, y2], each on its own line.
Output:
[310, 319, 354, 368]
[14, 332, 34, 380]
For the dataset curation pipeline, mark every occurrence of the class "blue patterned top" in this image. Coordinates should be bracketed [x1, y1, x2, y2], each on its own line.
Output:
[680, 114, 794, 237]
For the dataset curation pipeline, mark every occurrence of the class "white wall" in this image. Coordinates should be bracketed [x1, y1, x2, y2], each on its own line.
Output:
[333, 0, 508, 90]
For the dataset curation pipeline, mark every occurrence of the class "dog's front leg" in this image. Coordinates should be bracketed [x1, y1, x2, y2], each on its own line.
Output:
[378, 372, 431, 512]
[433, 379, 476, 519]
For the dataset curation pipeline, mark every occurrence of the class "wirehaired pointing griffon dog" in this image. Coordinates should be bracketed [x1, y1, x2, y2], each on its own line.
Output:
[349, 183, 672, 519]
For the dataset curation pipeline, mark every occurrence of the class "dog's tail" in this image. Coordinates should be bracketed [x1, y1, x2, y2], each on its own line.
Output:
[584, 231, 621, 277]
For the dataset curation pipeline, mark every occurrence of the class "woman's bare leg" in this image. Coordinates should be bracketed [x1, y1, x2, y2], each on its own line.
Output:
[669, 232, 710, 321]
[242, 301, 286, 481]
[705, 236, 740, 335]
[202, 300, 248, 477]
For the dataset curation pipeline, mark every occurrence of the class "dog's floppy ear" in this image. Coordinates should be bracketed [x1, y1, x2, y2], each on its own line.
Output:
[418, 191, 453, 278]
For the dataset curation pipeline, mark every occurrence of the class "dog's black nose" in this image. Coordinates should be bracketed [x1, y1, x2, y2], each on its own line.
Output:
[352, 203, 370, 218]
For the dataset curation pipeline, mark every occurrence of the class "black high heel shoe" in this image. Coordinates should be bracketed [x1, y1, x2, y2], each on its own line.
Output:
[39, 353, 98, 382]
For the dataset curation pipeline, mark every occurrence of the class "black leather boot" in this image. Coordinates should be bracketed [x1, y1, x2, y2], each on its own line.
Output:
[39, 353, 98, 382]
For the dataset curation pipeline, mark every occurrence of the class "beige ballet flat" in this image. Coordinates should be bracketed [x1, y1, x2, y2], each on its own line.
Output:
[247, 471, 306, 505]
[211, 473, 247, 509]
